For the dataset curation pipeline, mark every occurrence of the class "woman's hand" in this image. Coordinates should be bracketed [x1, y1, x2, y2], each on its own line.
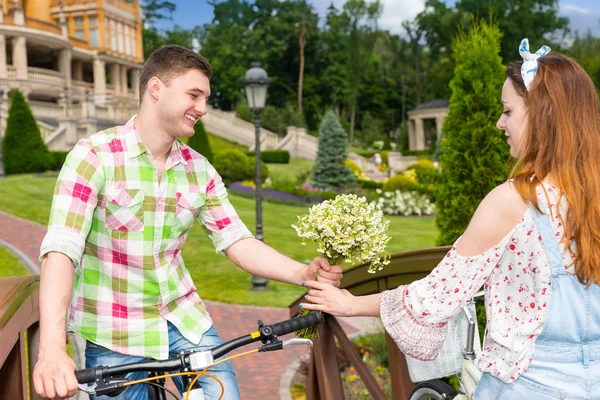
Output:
[300, 280, 356, 317]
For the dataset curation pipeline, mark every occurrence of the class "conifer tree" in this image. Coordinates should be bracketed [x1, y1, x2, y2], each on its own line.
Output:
[312, 110, 355, 190]
[435, 20, 509, 245]
[187, 119, 214, 163]
[2, 90, 52, 174]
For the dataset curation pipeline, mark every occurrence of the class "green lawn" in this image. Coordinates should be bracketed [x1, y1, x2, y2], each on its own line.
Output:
[266, 158, 313, 183]
[0, 246, 29, 277]
[0, 173, 438, 307]
[179, 132, 249, 153]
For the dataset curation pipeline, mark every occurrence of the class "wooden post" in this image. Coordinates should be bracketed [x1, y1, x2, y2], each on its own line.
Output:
[386, 332, 414, 398]
[312, 317, 344, 399]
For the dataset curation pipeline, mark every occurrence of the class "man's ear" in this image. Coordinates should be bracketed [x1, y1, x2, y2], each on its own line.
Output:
[147, 77, 162, 101]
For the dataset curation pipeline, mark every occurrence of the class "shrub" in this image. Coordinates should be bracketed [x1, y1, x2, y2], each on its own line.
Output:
[435, 20, 508, 245]
[246, 150, 290, 164]
[261, 105, 285, 136]
[187, 120, 214, 163]
[3, 90, 53, 174]
[382, 174, 421, 193]
[407, 159, 437, 172]
[49, 151, 69, 170]
[212, 149, 269, 185]
[235, 99, 253, 123]
[372, 189, 435, 216]
[312, 110, 355, 190]
[357, 178, 383, 190]
[343, 159, 362, 177]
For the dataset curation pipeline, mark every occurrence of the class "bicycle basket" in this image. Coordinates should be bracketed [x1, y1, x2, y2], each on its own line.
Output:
[404, 302, 481, 382]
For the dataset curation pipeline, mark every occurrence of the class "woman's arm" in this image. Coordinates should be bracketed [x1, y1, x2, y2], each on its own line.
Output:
[301, 181, 527, 358]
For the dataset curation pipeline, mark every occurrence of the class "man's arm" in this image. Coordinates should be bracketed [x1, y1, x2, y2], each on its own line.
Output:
[33, 252, 78, 399]
[225, 238, 343, 286]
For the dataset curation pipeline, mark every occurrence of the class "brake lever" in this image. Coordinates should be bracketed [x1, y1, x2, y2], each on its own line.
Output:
[283, 338, 313, 348]
[78, 383, 97, 394]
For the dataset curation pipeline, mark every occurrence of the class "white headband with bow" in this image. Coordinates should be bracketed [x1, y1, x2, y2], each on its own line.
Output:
[519, 38, 551, 90]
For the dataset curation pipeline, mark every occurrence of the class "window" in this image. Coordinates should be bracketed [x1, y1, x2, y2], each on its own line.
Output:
[74, 16, 85, 40]
[88, 16, 99, 47]
[118, 22, 124, 53]
[111, 20, 117, 50]
[125, 25, 131, 55]
[132, 35, 137, 57]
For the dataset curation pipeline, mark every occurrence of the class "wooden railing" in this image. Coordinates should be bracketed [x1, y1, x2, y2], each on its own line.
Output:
[0, 275, 42, 400]
[289, 246, 451, 400]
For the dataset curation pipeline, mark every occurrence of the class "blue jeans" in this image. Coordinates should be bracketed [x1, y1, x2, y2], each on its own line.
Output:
[85, 322, 241, 400]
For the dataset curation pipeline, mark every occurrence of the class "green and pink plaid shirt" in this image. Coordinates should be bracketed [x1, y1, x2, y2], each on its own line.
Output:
[40, 116, 253, 359]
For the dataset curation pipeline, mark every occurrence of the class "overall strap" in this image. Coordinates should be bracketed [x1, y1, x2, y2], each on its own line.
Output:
[530, 207, 565, 272]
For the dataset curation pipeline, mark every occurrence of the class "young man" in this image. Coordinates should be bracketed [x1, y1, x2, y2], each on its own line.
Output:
[33, 45, 342, 399]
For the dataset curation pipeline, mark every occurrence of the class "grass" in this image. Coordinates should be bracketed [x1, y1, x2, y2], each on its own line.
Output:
[0, 246, 29, 276]
[178, 131, 249, 153]
[0, 173, 438, 307]
[266, 158, 313, 183]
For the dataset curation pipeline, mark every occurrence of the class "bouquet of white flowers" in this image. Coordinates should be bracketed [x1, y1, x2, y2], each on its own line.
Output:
[292, 194, 391, 337]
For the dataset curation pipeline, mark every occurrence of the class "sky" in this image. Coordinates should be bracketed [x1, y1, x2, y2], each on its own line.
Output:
[155, 0, 600, 38]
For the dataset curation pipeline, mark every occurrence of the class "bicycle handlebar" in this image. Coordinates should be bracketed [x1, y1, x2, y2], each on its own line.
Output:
[75, 311, 323, 385]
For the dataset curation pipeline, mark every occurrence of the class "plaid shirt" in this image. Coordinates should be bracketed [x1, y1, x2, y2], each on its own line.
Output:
[40, 116, 253, 359]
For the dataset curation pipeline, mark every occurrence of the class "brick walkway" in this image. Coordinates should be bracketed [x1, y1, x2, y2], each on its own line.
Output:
[0, 210, 357, 399]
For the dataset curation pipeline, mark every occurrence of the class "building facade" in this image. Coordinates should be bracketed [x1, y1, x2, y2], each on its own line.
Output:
[0, 0, 143, 151]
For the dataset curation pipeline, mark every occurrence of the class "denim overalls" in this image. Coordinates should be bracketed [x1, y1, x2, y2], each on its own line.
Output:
[475, 207, 600, 399]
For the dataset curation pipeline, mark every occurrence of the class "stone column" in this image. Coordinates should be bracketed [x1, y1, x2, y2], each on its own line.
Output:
[131, 68, 140, 102]
[72, 60, 84, 81]
[415, 118, 425, 150]
[12, 36, 28, 80]
[58, 48, 72, 89]
[93, 57, 106, 105]
[12, 2, 24, 26]
[120, 66, 128, 97]
[408, 118, 415, 151]
[0, 35, 7, 78]
[110, 63, 120, 97]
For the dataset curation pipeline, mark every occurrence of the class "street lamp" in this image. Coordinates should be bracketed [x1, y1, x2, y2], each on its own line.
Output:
[0, 88, 5, 178]
[244, 62, 270, 291]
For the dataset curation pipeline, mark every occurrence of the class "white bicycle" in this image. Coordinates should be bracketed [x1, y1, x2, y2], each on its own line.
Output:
[409, 291, 485, 400]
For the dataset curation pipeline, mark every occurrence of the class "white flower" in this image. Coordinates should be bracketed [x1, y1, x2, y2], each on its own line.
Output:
[292, 194, 391, 274]
[370, 190, 435, 217]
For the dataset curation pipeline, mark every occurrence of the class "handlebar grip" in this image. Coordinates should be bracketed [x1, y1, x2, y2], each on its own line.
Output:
[272, 312, 323, 337]
[75, 367, 97, 384]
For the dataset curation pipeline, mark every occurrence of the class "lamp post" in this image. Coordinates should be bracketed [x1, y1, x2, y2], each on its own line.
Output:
[0, 88, 5, 178]
[244, 62, 270, 291]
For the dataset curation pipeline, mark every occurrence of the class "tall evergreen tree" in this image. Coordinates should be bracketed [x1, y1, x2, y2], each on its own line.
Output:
[312, 110, 355, 190]
[3, 91, 52, 175]
[187, 120, 214, 163]
[435, 19, 508, 245]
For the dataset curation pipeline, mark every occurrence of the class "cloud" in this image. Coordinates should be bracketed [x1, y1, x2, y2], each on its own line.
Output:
[559, 3, 600, 36]
[310, 0, 425, 35]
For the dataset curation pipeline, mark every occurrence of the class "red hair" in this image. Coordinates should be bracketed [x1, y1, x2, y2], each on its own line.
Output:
[507, 54, 600, 285]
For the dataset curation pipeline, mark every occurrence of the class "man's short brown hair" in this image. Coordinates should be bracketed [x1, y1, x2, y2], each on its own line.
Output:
[139, 45, 212, 103]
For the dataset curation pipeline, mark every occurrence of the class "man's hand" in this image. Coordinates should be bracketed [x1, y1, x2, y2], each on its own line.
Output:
[300, 280, 356, 317]
[301, 256, 343, 287]
[33, 348, 78, 399]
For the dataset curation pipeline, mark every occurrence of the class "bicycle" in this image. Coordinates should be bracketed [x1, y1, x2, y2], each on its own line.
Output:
[75, 311, 322, 400]
[409, 291, 485, 400]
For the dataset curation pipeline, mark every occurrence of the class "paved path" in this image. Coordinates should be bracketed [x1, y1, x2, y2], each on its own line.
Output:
[0, 210, 359, 399]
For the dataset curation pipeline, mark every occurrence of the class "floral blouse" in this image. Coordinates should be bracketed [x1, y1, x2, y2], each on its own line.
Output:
[380, 182, 572, 383]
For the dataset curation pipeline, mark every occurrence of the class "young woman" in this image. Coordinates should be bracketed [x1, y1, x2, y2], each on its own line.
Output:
[300, 40, 600, 398]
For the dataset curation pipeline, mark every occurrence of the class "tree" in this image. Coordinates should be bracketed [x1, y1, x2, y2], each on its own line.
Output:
[3, 91, 52, 174]
[456, 0, 569, 63]
[187, 120, 214, 163]
[435, 19, 508, 246]
[312, 110, 355, 190]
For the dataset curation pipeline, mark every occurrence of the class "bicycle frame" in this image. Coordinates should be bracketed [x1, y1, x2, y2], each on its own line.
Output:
[456, 292, 484, 399]
[75, 312, 322, 399]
